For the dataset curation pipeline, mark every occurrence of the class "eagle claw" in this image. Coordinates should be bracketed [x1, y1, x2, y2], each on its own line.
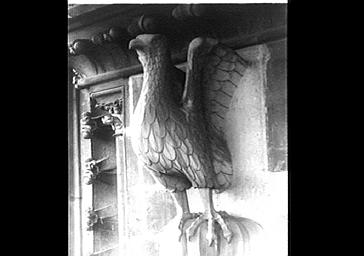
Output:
[178, 212, 202, 241]
[186, 210, 233, 246]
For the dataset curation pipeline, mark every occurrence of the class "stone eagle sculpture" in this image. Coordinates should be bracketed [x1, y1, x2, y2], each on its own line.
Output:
[129, 34, 249, 247]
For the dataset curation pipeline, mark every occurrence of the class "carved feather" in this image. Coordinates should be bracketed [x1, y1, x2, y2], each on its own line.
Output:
[130, 34, 248, 192]
[183, 38, 249, 190]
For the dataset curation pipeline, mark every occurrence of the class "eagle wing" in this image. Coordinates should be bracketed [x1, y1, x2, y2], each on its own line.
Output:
[138, 84, 216, 191]
[134, 37, 248, 192]
[183, 40, 250, 191]
[137, 62, 217, 191]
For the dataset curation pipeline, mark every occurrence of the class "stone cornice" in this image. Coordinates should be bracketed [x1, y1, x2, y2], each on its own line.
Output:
[69, 4, 287, 88]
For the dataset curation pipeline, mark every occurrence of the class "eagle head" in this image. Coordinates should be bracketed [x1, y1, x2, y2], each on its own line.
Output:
[129, 34, 168, 58]
[188, 37, 218, 59]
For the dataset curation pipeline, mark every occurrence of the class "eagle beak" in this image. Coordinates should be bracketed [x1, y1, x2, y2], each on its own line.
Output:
[129, 38, 144, 50]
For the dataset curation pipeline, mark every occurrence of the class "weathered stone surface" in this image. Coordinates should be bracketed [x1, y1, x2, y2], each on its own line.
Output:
[266, 39, 287, 173]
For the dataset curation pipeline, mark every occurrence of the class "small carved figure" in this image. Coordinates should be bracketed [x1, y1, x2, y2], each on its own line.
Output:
[96, 100, 124, 136]
[80, 112, 98, 139]
[86, 207, 100, 231]
[129, 34, 249, 249]
[83, 156, 109, 185]
[101, 114, 123, 136]
[71, 68, 83, 86]
[95, 99, 122, 115]
[80, 100, 123, 139]
[68, 39, 95, 56]
[86, 205, 117, 231]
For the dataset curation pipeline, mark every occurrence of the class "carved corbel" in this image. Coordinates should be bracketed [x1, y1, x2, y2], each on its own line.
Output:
[86, 205, 118, 231]
[83, 156, 115, 185]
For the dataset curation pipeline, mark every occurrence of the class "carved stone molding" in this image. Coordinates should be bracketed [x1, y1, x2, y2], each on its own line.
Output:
[69, 5, 286, 90]
[170, 4, 220, 40]
[69, 27, 134, 83]
[69, 45, 132, 80]
[69, 39, 96, 56]
[91, 27, 126, 45]
[68, 27, 128, 56]
[127, 14, 170, 37]
[172, 4, 210, 20]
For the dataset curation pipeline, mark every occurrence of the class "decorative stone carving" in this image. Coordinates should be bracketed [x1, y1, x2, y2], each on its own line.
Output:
[95, 99, 122, 115]
[86, 208, 99, 231]
[71, 68, 84, 87]
[86, 205, 118, 231]
[129, 34, 262, 254]
[91, 26, 126, 45]
[69, 27, 126, 56]
[68, 27, 132, 81]
[69, 39, 96, 56]
[172, 4, 209, 20]
[127, 15, 166, 37]
[80, 112, 99, 139]
[80, 99, 124, 139]
[101, 114, 123, 136]
[83, 156, 114, 185]
[95, 99, 124, 136]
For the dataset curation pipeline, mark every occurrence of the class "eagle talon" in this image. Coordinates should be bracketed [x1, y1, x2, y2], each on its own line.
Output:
[178, 212, 202, 241]
[186, 210, 233, 246]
